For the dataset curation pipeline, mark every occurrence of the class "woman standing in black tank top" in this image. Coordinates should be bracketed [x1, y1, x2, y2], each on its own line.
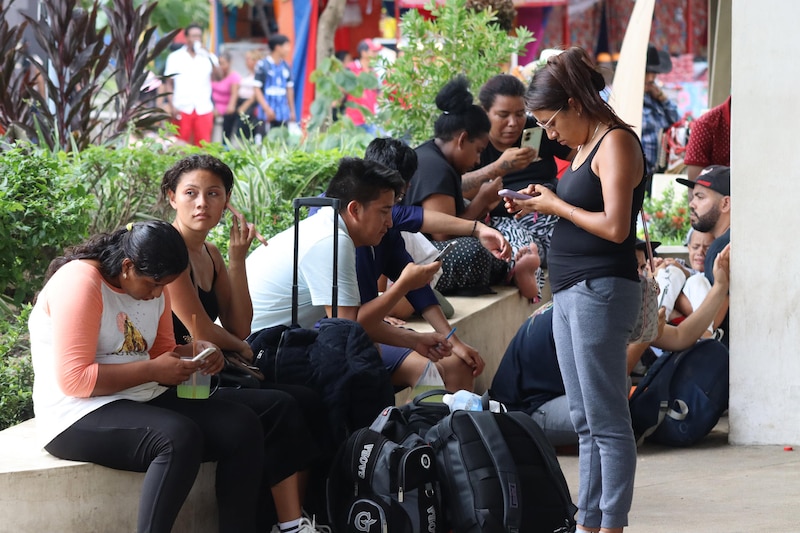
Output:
[506, 48, 647, 533]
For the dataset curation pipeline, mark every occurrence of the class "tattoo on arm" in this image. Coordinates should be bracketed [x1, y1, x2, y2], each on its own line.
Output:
[462, 166, 495, 193]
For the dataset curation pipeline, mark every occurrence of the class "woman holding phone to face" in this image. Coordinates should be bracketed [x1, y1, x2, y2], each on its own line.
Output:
[510, 48, 646, 533]
[161, 155, 329, 533]
[29, 221, 265, 533]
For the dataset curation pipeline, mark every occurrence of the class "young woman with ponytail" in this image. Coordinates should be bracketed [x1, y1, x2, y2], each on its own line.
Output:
[508, 47, 648, 533]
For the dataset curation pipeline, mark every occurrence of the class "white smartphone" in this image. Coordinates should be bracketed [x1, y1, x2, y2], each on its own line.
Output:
[498, 188, 533, 201]
[521, 126, 543, 150]
[192, 347, 216, 362]
[434, 242, 458, 262]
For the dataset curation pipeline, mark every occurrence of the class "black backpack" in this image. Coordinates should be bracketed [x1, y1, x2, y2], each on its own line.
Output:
[629, 338, 729, 446]
[327, 407, 443, 533]
[426, 410, 576, 533]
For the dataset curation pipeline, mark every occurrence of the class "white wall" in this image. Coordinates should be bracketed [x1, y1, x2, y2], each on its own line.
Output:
[728, 1, 800, 445]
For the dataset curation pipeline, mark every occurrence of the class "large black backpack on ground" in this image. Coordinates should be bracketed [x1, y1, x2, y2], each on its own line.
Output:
[327, 407, 443, 533]
[629, 338, 729, 446]
[426, 410, 576, 533]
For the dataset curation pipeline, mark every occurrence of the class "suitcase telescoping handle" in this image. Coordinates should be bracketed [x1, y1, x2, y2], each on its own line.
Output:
[292, 197, 341, 323]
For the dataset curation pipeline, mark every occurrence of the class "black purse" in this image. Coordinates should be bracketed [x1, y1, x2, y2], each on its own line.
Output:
[215, 351, 264, 389]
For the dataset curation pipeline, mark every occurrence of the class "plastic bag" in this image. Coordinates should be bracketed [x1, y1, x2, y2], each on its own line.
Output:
[398, 360, 444, 404]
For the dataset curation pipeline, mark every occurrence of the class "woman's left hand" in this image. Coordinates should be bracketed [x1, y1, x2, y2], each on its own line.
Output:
[228, 210, 258, 262]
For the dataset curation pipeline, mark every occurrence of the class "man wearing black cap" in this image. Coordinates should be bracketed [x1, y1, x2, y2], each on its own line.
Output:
[642, 45, 680, 181]
[676, 165, 731, 344]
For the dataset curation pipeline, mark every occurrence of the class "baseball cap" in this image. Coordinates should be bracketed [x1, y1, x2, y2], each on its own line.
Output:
[676, 165, 730, 196]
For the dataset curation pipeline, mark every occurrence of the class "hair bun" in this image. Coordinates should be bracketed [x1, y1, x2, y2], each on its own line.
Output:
[435, 75, 475, 114]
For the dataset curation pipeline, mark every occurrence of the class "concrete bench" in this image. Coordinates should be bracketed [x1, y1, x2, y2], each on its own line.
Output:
[0, 284, 540, 531]
[0, 418, 218, 533]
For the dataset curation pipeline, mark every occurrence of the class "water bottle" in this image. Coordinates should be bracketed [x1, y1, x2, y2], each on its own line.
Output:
[442, 390, 503, 413]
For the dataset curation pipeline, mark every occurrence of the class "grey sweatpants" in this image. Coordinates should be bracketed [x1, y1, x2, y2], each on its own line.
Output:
[552, 276, 641, 529]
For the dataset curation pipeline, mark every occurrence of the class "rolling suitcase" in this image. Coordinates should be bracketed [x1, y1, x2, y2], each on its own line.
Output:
[247, 197, 394, 443]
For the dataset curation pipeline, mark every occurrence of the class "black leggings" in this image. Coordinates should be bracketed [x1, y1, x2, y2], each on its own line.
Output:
[214, 386, 320, 485]
[214, 386, 323, 529]
[45, 390, 264, 533]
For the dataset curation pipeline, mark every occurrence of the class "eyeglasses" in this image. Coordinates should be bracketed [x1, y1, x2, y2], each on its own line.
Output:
[535, 107, 563, 131]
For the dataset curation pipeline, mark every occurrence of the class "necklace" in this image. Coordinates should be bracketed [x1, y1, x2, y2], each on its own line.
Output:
[576, 121, 602, 157]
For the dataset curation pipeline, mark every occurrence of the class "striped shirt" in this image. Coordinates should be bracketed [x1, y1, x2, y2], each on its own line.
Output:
[255, 56, 294, 123]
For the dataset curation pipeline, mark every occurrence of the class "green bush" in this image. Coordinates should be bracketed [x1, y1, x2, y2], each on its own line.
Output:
[0, 146, 92, 312]
[380, 0, 533, 144]
[308, 55, 382, 133]
[70, 136, 224, 235]
[211, 136, 365, 256]
[643, 184, 691, 244]
[0, 305, 34, 431]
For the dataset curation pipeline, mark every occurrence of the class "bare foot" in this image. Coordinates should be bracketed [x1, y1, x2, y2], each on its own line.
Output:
[512, 244, 541, 300]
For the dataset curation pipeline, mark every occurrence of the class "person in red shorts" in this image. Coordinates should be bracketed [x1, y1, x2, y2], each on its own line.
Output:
[164, 23, 219, 146]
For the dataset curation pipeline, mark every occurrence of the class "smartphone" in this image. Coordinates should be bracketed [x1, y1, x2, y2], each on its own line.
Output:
[192, 347, 216, 362]
[498, 188, 533, 201]
[521, 126, 543, 150]
[434, 242, 458, 262]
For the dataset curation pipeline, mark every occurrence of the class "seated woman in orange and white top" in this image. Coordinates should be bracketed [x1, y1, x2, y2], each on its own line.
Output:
[28, 221, 265, 533]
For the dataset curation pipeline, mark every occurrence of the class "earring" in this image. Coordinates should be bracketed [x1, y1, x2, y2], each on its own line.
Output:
[123, 272, 128, 280]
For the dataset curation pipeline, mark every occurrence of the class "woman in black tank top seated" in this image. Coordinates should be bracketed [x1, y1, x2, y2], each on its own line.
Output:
[505, 48, 647, 533]
[161, 155, 329, 533]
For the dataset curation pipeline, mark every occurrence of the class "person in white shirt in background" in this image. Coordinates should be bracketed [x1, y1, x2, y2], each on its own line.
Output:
[164, 23, 219, 146]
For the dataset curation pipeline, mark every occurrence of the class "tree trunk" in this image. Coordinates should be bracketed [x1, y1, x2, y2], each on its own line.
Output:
[317, 0, 347, 66]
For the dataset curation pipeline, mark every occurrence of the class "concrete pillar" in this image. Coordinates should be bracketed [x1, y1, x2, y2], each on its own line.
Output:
[728, 1, 800, 445]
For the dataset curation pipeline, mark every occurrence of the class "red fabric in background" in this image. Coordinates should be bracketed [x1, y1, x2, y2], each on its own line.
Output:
[606, 0, 707, 57]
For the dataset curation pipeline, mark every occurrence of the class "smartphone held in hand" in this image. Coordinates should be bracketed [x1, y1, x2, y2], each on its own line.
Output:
[521, 127, 543, 150]
[192, 347, 216, 362]
[434, 241, 458, 262]
[498, 188, 533, 201]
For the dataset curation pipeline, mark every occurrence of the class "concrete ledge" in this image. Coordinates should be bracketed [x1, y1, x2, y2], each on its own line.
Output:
[0, 419, 218, 533]
[403, 283, 548, 393]
[657, 244, 689, 261]
[1, 284, 543, 529]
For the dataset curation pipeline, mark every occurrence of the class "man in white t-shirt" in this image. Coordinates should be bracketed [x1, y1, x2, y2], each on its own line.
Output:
[247, 158, 454, 372]
[164, 23, 219, 146]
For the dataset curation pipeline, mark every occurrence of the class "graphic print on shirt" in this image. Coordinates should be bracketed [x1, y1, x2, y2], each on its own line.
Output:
[117, 312, 147, 353]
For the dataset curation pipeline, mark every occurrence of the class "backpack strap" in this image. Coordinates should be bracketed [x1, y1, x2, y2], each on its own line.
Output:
[629, 350, 682, 446]
[468, 413, 522, 533]
[666, 399, 689, 421]
[369, 406, 405, 434]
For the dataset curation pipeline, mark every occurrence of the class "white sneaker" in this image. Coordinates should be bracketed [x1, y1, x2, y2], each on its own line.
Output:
[271, 516, 332, 533]
[298, 516, 332, 533]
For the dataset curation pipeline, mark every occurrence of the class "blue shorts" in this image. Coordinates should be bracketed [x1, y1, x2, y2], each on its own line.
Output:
[380, 344, 413, 374]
